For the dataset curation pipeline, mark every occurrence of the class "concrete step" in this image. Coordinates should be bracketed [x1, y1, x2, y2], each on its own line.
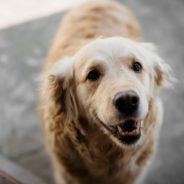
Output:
[0, 156, 46, 184]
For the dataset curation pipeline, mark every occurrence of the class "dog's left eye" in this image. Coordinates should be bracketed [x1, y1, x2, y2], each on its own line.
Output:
[131, 61, 143, 73]
[86, 69, 100, 81]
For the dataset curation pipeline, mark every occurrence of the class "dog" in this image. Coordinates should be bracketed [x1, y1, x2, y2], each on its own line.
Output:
[38, 1, 174, 184]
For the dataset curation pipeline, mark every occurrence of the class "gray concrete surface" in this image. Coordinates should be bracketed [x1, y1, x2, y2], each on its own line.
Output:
[0, 156, 46, 184]
[0, 0, 184, 184]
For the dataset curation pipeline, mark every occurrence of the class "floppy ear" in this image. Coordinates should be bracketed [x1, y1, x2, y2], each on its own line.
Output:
[47, 57, 78, 119]
[153, 59, 174, 88]
[141, 43, 175, 89]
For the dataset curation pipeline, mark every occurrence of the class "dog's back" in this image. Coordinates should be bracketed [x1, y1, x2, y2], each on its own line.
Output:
[45, 0, 141, 69]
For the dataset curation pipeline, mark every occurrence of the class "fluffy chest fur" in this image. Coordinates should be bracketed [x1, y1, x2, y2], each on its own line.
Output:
[42, 98, 161, 184]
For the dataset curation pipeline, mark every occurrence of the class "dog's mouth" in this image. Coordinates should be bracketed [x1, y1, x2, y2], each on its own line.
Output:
[101, 119, 142, 145]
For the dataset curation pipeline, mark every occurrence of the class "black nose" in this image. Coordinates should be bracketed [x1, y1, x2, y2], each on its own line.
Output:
[113, 90, 139, 116]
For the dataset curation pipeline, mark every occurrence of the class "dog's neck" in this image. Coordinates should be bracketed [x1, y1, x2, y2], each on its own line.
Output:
[58, 111, 155, 184]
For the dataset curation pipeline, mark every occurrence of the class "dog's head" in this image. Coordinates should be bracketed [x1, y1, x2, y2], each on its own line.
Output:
[47, 37, 174, 147]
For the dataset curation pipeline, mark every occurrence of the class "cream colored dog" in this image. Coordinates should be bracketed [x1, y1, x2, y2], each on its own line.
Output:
[39, 1, 173, 184]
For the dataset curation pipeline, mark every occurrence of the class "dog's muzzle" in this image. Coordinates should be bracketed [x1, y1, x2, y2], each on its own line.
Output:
[95, 90, 143, 145]
[107, 90, 142, 144]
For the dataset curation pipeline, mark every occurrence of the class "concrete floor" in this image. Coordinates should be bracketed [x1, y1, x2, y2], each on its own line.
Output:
[0, 0, 184, 184]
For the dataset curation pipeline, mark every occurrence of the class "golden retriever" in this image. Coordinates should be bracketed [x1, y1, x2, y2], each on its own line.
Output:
[39, 1, 173, 184]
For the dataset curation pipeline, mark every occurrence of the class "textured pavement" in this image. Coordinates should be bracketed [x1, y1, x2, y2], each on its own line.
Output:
[0, 0, 184, 184]
[0, 156, 46, 184]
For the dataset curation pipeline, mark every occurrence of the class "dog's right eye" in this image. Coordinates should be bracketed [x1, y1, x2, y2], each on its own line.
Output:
[86, 69, 100, 81]
[131, 61, 143, 73]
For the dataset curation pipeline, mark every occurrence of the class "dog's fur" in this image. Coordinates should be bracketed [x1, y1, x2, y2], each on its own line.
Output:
[39, 1, 173, 184]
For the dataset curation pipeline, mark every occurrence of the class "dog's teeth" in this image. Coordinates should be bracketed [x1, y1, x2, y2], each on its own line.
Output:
[140, 120, 144, 128]
[117, 126, 122, 133]
[135, 129, 139, 134]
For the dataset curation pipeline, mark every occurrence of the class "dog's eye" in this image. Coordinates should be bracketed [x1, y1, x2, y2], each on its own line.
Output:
[86, 69, 100, 81]
[131, 61, 143, 73]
